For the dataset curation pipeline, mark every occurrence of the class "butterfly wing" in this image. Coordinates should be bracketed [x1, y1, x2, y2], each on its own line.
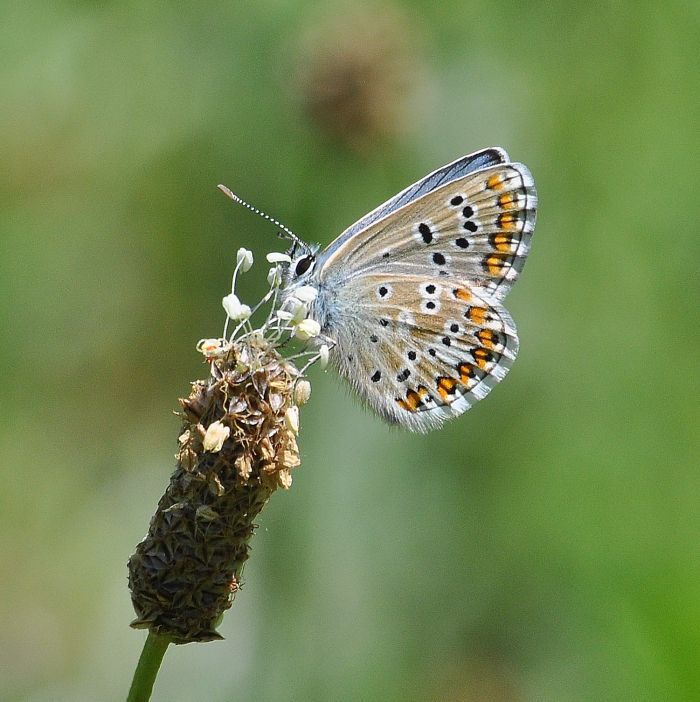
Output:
[323, 273, 519, 432]
[323, 147, 510, 257]
[319, 159, 536, 301]
[310, 150, 536, 431]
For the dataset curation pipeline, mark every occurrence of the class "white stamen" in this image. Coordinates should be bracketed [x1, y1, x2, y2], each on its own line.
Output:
[267, 266, 281, 287]
[290, 301, 308, 323]
[284, 405, 300, 434]
[293, 285, 318, 303]
[203, 421, 230, 452]
[267, 252, 291, 264]
[294, 318, 321, 341]
[294, 380, 312, 405]
[319, 343, 330, 369]
[223, 293, 251, 321]
[236, 248, 254, 272]
[197, 338, 229, 358]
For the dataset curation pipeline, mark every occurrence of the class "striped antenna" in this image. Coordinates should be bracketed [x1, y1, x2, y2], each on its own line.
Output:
[217, 184, 301, 245]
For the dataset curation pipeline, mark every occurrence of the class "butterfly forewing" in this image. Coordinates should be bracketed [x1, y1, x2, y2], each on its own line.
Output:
[323, 148, 510, 258]
[319, 162, 536, 301]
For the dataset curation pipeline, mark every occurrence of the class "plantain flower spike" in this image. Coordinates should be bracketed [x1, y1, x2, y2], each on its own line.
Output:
[127, 241, 327, 644]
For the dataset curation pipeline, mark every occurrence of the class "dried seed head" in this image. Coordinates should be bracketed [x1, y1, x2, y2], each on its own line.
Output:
[128, 237, 328, 644]
[128, 337, 302, 643]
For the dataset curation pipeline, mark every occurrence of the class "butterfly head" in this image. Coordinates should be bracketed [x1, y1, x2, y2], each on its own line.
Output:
[284, 242, 320, 287]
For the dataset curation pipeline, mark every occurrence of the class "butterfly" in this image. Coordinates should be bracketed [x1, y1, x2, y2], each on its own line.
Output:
[282, 147, 537, 432]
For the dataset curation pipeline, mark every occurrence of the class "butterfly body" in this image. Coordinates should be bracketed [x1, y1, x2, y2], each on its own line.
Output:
[281, 148, 537, 432]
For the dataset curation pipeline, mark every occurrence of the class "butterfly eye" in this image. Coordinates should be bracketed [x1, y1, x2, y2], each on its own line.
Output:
[294, 255, 314, 277]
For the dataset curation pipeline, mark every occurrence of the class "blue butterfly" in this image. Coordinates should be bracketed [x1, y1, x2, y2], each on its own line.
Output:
[282, 147, 536, 432]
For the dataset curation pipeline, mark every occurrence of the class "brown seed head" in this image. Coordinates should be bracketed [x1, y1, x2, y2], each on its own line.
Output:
[128, 337, 301, 643]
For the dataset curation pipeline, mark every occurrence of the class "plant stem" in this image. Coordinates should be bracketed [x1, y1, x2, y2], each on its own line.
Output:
[127, 632, 171, 702]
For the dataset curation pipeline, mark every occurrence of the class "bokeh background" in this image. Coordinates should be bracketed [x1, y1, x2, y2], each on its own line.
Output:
[2, 2, 698, 701]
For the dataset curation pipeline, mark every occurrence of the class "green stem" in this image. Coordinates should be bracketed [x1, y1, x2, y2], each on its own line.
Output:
[127, 632, 171, 702]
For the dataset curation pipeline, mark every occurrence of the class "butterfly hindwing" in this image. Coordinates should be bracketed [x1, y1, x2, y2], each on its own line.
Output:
[326, 273, 519, 432]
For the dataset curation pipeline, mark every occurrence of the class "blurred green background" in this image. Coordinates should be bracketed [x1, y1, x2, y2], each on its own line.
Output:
[2, 2, 698, 701]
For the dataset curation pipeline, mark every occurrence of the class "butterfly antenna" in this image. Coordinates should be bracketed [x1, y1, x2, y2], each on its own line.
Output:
[217, 184, 301, 246]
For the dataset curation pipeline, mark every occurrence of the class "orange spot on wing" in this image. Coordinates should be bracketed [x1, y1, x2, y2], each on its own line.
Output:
[458, 362, 476, 384]
[405, 389, 423, 410]
[498, 192, 517, 209]
[437, 376, 458, 400]
[476, 329, 495, 348]
[486, 173, 505, 190]
[396, 398, 414, 412]
[467, 306, 488, 325]
[453, 287, 472, 302]
[471, 347, 492, 369]
[484, 254, 507, 276]
[498, 213, 519, 231]
[490, 233, 514, 252]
